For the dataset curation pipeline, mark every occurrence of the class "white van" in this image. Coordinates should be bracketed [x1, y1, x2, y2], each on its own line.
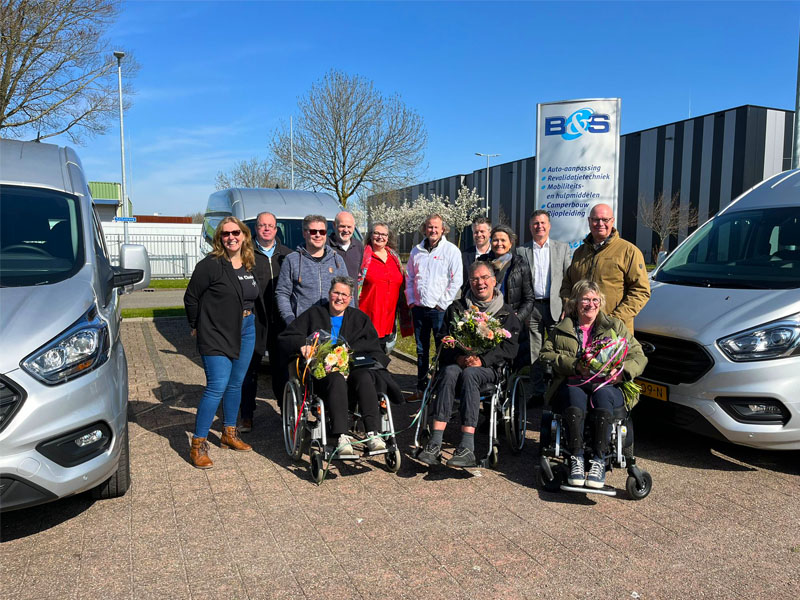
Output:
[635, 169, 800, 450]
[0, 139, 150, 510]
[202, 188, 357, 248]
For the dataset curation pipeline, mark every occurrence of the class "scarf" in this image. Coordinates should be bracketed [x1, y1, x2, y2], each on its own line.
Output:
[489, 252, 513, 290]
[464, 288, 505, 317]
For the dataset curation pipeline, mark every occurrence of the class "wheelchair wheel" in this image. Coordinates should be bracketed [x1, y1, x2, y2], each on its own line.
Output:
[626, 470, 652, 500]
[282, 380, 305, 460]
[505, 375, 527, 453]
[384, 449, 402, 473]
[309, 449, 325, 484]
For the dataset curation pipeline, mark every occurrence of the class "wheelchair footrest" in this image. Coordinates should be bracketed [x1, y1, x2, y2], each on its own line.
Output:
[560, 484, 617, 496]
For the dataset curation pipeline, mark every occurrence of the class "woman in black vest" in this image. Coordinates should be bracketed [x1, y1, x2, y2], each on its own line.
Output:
[184, 217, 268, 468]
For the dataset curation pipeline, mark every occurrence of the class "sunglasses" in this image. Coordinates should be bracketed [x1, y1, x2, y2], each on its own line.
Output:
[221, 230, 241, 238]
[306, 228, 327, 236]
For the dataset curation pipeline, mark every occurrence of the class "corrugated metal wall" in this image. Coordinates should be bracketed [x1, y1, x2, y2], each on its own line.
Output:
[383, 105, 794, 260]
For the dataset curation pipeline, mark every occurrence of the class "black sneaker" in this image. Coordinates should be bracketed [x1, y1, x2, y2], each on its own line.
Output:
[446, 447, 477, 468]
[586, 458, 606, 489]
[417, 442, 441, 466]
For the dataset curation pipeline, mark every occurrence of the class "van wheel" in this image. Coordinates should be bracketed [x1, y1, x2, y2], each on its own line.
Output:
[91, 422, 131, 499]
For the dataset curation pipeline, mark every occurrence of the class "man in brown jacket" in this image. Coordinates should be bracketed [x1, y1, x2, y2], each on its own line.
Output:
[560, 203, 650, 333]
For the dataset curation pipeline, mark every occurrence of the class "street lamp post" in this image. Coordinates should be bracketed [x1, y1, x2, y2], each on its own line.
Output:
[113, 50, 129, 244]
[475, 152, 499, 217]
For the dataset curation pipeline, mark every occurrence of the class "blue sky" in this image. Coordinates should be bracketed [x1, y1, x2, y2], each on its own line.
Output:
[57, 0, 800, 216]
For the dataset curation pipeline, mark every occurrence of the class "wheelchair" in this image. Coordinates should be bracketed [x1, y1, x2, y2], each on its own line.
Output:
[535, 363, 652, 500]
[281, 359, 402, 484]
[412, 354, 528, 468]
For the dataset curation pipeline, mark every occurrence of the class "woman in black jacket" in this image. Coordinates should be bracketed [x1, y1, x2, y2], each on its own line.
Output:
[279, 276, 402, 456]
[184, 217, 268, 469]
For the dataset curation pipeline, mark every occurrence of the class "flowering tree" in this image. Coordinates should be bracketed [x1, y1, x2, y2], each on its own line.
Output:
[370, 184, 484, 245]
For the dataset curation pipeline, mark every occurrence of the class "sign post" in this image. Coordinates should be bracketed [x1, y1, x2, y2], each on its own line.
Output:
[535, 98, 621, 251]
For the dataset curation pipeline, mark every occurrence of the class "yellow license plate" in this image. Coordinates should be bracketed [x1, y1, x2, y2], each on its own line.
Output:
[635, 379, 668, 401]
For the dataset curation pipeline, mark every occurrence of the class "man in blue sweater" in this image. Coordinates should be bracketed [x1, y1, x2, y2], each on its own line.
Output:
[275, 214, 350, 325]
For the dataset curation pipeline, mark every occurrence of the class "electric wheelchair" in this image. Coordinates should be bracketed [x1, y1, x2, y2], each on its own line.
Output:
[282, 357, 402, 484]
[535, 362, 652, 500]
[412, 351, 528, 468]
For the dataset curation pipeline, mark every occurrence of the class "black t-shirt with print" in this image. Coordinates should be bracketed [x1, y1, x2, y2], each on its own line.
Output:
[235, 265, 260, 312]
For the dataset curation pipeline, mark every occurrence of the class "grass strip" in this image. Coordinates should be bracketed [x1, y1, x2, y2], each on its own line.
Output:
[122, 306, 185, 319]
[147, 279, 190, 289]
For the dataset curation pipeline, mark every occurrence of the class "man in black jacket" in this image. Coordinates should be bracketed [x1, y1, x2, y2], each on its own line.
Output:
[240, 211, 292, 431]
[417, 261, 521, 468]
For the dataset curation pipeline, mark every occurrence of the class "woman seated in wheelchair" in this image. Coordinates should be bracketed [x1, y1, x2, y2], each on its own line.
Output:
[540, 280, 647, 489]
[279, 276, 398, 457]
[417, 261, 521, 468]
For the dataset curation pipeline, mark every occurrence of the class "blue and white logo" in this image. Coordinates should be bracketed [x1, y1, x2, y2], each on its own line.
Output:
[545, 108, 610, 140]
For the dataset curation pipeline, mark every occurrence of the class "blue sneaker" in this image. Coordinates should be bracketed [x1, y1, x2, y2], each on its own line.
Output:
[567, 455, 585, 486]
[586, 458, 606, 489]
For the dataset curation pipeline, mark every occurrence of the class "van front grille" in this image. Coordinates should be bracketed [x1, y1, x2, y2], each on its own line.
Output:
[636, 332, 714, 385]
[0, 376, 25, 433]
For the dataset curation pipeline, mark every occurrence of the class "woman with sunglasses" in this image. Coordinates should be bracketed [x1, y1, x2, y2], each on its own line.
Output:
[540, 280, 646, 489]
[357, 222, 413, 351]
[184, 217, 269, 469]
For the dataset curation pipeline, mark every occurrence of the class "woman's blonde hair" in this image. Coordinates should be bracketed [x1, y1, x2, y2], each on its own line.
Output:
[211, 216, 255, 271]
[565, 279, 606, 317]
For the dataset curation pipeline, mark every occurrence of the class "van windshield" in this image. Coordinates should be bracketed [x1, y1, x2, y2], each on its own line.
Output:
[654, 207, 800, 289]
[0, 186, 84, 287]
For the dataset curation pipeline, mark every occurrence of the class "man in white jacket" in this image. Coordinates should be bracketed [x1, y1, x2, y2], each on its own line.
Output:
[405, 213, 463, 398]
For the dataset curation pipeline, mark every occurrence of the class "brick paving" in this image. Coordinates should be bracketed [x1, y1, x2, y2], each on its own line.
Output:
[2, 318, 799, 599]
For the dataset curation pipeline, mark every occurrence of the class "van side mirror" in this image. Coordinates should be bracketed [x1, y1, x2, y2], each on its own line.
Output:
[116, 244, 151, 292]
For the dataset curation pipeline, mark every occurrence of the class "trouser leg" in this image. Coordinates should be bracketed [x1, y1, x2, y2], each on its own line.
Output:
[558, 384, 590, 456]
[458, 366, 496, 429]
[318, 373, 349, 436]
[433, 364, 462, 424]
[589, 386, 625, 459]
[195, 355, 233, 439]
[221, 315, 256, 428]
[348, 369, 381, 433]
[240, 350, 262, 420]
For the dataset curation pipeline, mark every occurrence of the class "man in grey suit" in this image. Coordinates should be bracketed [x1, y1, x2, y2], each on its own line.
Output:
[517, 209, 571, 402]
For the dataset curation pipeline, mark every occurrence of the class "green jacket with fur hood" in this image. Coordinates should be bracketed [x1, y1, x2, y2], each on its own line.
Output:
[540, 310, 647, 405]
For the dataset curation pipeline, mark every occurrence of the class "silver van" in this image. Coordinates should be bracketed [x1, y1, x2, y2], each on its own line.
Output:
[635, 169, 800, 450]
[202, 188, 358, 248]
[0, 139, 150, 511]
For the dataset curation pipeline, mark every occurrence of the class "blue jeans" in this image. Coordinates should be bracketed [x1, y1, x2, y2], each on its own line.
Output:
[194, 314, 256, 438]
[412, 306, 446, 391]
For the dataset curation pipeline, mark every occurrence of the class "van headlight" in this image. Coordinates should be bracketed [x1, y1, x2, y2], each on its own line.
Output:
[21, 307, 110, 384]
[718, 316, 800, 362]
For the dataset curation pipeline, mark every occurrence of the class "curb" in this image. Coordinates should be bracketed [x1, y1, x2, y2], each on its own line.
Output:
[390, 348, 417, 365]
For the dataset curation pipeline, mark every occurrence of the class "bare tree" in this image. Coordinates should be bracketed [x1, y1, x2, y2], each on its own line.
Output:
[186, 211, 204, 224]
[215, 156, 288, 190]
[0, 0, 136, 143]
[270, 70, 427, 207]
[636, 192, 699, 256]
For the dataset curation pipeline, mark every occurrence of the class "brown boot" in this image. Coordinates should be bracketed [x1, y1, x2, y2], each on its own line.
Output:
[220, 426, 252, 452]
[190, 437, 213, 469]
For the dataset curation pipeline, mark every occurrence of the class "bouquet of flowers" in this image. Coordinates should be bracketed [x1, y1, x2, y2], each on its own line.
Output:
[306, 331, 351, 380]
[571, 330, 642, 409]
[441, 306, 512, 355]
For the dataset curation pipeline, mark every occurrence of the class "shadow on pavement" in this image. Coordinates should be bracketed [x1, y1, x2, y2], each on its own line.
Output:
[0, 492, 94, 541]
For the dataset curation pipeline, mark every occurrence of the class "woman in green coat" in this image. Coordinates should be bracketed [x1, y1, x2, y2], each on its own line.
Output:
[540, 280, 647, 489]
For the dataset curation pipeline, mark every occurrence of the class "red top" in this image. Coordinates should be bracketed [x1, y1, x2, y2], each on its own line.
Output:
[359, 251, 404, 337]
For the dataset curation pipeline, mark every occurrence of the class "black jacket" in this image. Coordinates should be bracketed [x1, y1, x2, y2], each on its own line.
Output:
[460, 245, 490, 291]
[255, 241, 292, 327]
[184, 254, 269, 358]
[278, 303, 404, 404]
[485, 251, 535, 325]
[437, 297, 521, 369]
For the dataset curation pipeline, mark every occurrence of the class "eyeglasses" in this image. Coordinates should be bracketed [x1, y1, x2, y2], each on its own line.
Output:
[589, 217, 613, 225]
[580, 298, 601, 306]
[257, 223, 276, 229]
[372, 232, 388, 239]
[469, 274, 495, 284]
[331, 291, 351, 298]
[221, 230, 241, 238]
[306, 228, 327, 236]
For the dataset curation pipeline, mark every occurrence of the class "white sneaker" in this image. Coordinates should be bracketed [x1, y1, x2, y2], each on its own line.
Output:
[364, 432, 386, 452]
[337, 434, 355, 456]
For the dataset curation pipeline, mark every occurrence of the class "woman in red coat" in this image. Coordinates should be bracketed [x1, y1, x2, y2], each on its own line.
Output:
[357, 222, 413, 351]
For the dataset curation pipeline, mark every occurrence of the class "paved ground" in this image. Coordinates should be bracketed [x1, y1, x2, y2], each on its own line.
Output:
[120, 289, 186, 309]
[2, 318, 799, 599]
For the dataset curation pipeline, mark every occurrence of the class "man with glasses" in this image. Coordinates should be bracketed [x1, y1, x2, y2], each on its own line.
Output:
[240, 212, 292, 432]
[416, 261, 520, 468]
[276, 214, 350, 326]
[560, 203, 650, 333]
